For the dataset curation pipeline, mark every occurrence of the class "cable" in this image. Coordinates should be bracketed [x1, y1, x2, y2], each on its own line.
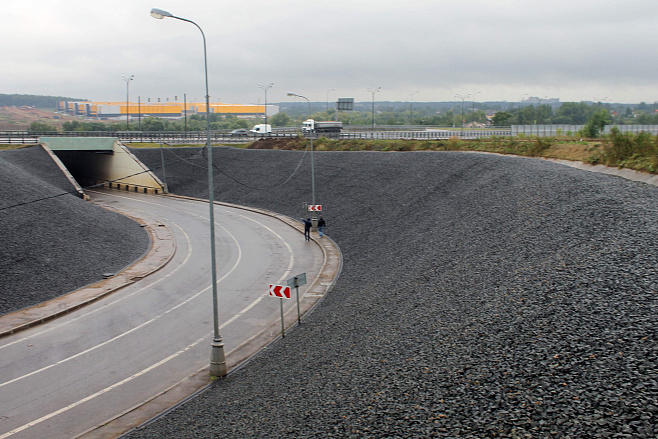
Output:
[198, 143, 310, 190]
[0, 166, 163, 213]
[0, 143, 310, 212]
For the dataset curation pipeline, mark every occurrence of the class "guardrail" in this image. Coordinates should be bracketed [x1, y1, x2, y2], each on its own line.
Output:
[0, 127, 530, 144]
[0, 130, 299, 145]
[338, 130, 511, 140]
[8, 125, 658, 145]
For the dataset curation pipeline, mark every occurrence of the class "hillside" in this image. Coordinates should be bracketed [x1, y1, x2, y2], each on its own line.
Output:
[0, 106, 79, 130]
[125, 147, 658, 438]
[0, 146, 149, 314]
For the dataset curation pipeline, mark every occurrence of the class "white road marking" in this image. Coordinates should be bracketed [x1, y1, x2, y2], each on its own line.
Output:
[0, 192, 300, 437]
[0, 222, 194, 352]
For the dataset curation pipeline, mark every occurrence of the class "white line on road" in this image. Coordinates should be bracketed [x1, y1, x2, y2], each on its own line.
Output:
[0, 193, 301, 437]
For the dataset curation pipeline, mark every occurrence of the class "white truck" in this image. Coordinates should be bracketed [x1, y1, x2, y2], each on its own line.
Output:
[302, 119, 343, 134]
[250, 124, 272, 134]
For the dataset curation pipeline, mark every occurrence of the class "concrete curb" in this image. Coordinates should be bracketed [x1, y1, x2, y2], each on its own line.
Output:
[0, 205, 176, 338]
[545, 158, 658, 188]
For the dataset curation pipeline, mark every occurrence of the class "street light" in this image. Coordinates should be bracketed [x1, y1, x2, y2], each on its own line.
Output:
[258, 83, 273, 130]
[471, 91, 481, 126]
[122, 75, 134, 131]
[408, 91, 419, 128]
[366, 87, 381, 130]
[454, 93, 470, 136]
[151, 7, 227, 378]
[326, 88, 334, 113]
[287, 92, 316, 208]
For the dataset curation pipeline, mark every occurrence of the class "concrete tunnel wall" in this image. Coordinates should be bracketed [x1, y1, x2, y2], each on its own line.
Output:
[40, 137, 165, 195]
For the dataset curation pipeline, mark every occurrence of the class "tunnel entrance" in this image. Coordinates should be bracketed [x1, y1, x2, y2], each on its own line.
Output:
[40, 137, 165, 195]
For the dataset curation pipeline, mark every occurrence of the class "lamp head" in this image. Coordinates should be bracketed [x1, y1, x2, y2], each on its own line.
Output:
[150, 8, 173, 19]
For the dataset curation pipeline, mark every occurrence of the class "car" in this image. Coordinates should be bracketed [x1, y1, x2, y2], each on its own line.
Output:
[228, 129, 249, 137]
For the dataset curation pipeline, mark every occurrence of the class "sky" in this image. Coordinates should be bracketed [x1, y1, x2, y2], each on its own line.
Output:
[3, 0, 658, 106]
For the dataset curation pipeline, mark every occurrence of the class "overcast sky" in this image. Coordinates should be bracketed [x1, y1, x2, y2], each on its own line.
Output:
[3, 0, 658, 105]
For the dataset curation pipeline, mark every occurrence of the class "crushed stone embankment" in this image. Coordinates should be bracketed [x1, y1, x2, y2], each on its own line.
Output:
[0, 146, 149, 315]
[126, 147, 658, 438]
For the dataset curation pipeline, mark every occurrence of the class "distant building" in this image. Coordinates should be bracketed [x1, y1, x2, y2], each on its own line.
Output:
[57, 101, 278, 120]
[523, 97, 560, 105]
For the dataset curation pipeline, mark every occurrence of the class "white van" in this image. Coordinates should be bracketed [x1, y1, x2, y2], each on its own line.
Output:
[250, 124, 272, 134]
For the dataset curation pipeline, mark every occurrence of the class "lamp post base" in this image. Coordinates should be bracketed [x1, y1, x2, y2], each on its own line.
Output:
[209, 337, 227, 377]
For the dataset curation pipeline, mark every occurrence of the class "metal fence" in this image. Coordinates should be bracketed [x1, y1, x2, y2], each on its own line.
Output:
[338, 130, 511, 140]
[511, 125, 584, 136]
[512, 125, 658, 137]
[602, 125, 658, 135]
[4, 125, 658, 145]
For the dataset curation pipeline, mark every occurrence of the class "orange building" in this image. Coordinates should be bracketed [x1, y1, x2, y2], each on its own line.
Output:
[58, 101, 274, 119]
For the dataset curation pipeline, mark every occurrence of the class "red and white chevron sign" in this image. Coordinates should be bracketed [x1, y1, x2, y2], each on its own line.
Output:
[268, 284, 291, 299]
[308, 205, 322, 212]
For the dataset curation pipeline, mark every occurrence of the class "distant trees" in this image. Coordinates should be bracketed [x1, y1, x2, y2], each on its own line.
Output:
[582, 109, 610, 137]
[269, 112, 292, 127]
[492, 111, 513, 126]
[0, 93, 83, 108]
[62, 120, 111, 131]
[28, 121, 57, 131]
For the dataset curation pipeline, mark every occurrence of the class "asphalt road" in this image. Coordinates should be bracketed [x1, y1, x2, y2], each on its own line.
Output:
[0, 189, 324, 439]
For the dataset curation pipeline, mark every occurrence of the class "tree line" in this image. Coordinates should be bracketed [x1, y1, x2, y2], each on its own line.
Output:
[24, 99, 658, 137]
[0, 93, 82, 108]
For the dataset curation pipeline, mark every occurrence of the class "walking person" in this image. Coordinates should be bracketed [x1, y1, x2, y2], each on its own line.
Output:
[303, 217, 312, 241]
[317, 216, 326, 238]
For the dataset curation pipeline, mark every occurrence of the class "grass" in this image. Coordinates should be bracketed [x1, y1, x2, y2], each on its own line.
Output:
[4, 133, 657, 175]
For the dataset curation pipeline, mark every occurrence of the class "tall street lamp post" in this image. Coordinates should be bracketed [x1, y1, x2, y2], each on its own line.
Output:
[287, 92, 315, 208]
[122, 75, 134, 131]
[472, 91, 481, 126]
[408, 90, 419, 128]
[150, 7, 227, 378]
[366, 87, 381, 130]
[326, 88, 334, 113]
[259, 83, 273, 130]
[455, 93, 470, 136]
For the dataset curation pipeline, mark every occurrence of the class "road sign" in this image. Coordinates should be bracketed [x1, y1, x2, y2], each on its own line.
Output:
[268, 284, 291, 299]
[337, 98, 354, 111]
[287, 273, 307, 289]
[308, 205, 322, 212]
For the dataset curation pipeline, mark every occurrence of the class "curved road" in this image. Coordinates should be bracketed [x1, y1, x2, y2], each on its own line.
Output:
[0, 190, 325, 438]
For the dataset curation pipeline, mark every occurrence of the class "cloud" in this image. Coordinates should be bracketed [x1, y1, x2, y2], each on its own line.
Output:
[2, 0, 658, 104]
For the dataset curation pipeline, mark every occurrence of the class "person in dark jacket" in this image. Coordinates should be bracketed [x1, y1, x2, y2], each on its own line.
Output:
[317, 216, 326, 238]
[303, 218, 312, 241]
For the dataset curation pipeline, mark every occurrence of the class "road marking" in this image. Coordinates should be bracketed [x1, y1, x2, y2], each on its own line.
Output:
[0, 331, 213, 439]
[0, 222, 193, 352]
[0, 192, 301, 437]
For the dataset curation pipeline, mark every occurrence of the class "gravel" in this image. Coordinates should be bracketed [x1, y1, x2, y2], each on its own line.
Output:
[0, 146, 150, 315]
[124, 146, 658, 438]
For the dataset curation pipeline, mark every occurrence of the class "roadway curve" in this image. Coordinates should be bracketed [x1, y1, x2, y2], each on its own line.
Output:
[0, 190, 327, 439]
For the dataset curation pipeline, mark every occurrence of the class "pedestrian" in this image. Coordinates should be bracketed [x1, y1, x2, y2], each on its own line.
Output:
[303, 217, 312, 241]
[317, 216, 326, 238]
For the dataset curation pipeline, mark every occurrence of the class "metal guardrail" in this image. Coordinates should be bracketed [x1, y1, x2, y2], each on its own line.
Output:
[0, 129, 514, 144]
[10, 125, 658, 144]
[0, 130, 299, 145]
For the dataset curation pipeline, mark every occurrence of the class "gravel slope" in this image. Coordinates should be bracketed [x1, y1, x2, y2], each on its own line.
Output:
[0, 146, 149, 315]
[124, 147, 658, 438]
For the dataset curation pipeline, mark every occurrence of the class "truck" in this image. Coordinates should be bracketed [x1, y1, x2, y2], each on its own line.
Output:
[250, 124, 272, 135]
[302, 119, 343, 134]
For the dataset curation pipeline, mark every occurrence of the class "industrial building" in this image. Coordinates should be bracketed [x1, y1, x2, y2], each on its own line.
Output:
[57, 101, 278, 120]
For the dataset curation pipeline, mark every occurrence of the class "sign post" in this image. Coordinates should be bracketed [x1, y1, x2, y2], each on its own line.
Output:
[308, 205, 322, 231]
[268, 284, 291, 337]
[287, 273, 307, 324]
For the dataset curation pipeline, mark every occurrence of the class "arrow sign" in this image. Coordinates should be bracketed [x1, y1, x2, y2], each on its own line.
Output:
[308, 205, 322, 212]
[268, 284, 291, 299]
